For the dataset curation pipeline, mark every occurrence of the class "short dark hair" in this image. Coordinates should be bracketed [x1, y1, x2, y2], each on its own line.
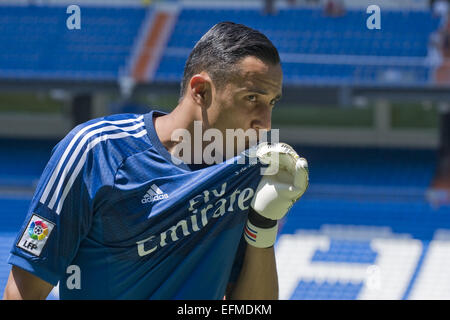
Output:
[179, 21, 281, 99]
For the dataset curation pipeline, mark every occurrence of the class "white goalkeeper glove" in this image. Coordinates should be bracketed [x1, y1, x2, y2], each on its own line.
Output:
[244, 143, 309, 248]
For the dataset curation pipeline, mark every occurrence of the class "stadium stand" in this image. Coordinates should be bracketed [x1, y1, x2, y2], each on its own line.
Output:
[277, 195, 450, 299]
[0, 139, 55, 187]
[0, 5, 441, 85]
[0, 6, 147, 80]
[154, 7, 441, 85]
[274, 144, 450, 300]
[0, 2, 449, 300]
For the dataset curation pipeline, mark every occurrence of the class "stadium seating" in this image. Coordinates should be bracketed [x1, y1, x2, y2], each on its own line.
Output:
[0, 139, 55, 187]
[297, 146, 436, 188]
[0, 6, 147, 80]
[154, 8, 441, 85]
[0, 4, 447, 299]
[0, 5, 441, 85]
[290, 280, 363, 300]
[272, 146, 449, 300]
[283, 195, 449, 239]
[165, 9, 436, 56]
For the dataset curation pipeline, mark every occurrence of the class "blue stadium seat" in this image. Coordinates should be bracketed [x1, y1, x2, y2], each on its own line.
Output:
[155, 7, 440, 86]
[0, 5, 147, 80]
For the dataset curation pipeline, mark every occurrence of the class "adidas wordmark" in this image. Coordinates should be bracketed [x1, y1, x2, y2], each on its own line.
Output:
[141, 184, 169, 204]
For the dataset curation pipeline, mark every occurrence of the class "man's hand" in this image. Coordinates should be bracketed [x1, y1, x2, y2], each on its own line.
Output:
[244, 143, 309, 248]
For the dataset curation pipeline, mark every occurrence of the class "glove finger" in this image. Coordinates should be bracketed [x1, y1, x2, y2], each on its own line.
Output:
[257, 143, 299, 168]
[266, 180, 305, 199]
[293, 157, 309, 189]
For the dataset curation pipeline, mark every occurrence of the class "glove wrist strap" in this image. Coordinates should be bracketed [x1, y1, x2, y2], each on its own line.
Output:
[244, 209, 278, 248]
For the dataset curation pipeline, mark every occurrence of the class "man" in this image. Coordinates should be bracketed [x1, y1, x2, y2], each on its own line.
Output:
[3, 22, 308, 300]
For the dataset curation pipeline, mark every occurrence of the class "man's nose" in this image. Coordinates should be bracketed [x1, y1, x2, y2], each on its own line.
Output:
[251, 108, 272, 132]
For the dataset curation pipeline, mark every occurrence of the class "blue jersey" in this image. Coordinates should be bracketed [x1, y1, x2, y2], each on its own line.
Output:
[8, 110, 263, 299]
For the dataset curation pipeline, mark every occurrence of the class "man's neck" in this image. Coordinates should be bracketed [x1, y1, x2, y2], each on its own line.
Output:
[153, 101, 201, 156]
[153, 100, 227, 166]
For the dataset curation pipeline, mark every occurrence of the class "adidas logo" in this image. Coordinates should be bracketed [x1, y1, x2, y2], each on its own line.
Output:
[141, 184, 169, 204]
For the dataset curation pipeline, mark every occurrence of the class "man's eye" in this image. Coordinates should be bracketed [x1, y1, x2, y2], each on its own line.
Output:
[247, 95, 257, 102]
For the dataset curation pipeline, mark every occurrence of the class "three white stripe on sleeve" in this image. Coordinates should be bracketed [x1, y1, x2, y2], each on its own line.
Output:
[39, 115, 146, 215]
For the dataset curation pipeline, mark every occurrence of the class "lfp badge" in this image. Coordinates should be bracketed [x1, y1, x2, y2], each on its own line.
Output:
[17, 214, 55, 256]
[29, 220, 49, 241]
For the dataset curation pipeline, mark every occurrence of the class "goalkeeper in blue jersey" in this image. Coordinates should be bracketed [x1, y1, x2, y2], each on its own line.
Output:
[3, 22, 308, 300]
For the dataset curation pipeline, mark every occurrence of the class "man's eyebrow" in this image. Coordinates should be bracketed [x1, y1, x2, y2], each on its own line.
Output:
[246, 88, 282, 100]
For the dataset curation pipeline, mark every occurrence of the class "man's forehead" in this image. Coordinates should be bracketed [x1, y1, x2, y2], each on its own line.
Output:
[236, 57, 283, 93]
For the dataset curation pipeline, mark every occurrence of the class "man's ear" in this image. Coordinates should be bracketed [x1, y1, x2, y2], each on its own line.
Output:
[189, 73, 212, 107]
